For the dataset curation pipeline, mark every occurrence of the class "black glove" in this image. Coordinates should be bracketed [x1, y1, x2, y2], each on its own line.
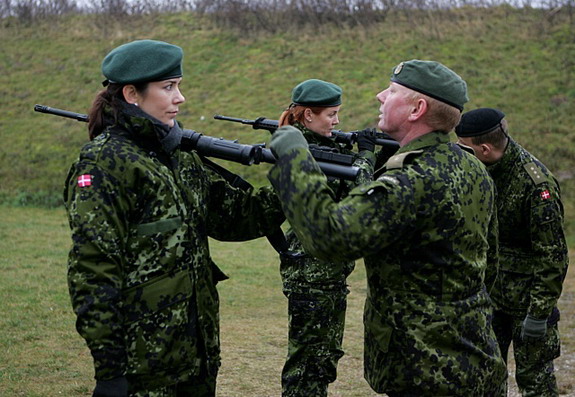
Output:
[93, 377, 128, 397]
[356, 128, 378, 153]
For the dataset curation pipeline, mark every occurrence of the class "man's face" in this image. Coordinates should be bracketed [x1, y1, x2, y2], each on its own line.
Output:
[457, 137, 488, 163]
[376, 82, 413, 136]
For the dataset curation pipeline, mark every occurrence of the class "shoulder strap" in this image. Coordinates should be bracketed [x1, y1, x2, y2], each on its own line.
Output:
[385, 150, 424, 170]
[523, 162, 546, 185]
[199, 155, 290, 254]
[199, 155, 253, 190]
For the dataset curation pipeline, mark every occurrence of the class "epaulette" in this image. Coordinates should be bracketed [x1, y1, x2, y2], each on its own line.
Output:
[79, 132, 110, 162]
[523, 162, 547, 185]
[385, 150, 424, 170]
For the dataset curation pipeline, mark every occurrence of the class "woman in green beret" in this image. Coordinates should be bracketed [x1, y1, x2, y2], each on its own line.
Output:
[276, 79, 376, 397]
[64, 39, 285, 397]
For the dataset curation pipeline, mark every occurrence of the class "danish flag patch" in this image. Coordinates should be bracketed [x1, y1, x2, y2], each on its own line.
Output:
[540, 189, 551, 200]
[77, 174, 92, 187]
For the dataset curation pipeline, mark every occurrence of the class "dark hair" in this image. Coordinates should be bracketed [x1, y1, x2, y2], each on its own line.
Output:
[88, 82, 148, 140]
[470, 119, 509, 150]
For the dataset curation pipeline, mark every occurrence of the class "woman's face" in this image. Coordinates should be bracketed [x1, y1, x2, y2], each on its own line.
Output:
[305, 106, 341, 137]
[133, 78, 185, 127]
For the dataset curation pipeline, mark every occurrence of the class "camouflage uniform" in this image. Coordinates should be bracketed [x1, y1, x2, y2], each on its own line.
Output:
[64, 103, 285, 394]
[280, 122, 374, 397]
[487, 138, 568, 397]
[269, 131, 508, 396]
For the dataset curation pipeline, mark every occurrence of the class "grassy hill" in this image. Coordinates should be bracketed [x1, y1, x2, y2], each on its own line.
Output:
[1, 7, 574, 234]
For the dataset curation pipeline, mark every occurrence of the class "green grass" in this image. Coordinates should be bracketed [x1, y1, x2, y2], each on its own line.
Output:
[0, 8, 574, 232]
[1, 207, 574, 396]
[0, 10, 574, 393]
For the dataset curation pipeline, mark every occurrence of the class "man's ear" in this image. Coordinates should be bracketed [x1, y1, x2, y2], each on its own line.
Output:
[409, 98, 428, 121]
[479, 143, 492, 157]
[122, 85, 139, 104]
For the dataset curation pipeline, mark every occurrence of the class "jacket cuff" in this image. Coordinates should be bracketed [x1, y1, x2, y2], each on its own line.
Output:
[91, 347, 127, 380]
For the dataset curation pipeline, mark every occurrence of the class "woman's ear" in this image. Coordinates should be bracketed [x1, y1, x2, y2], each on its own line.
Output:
[122, 85, 139, 104]
[304, 108, 313, 122]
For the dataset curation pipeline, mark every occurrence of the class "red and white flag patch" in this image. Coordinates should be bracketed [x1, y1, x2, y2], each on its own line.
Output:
[540, 189, 551, 200]
[77, 174, 92, 187]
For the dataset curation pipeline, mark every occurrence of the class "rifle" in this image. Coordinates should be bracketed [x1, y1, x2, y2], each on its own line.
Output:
[34, 105, 359, 181]
[213, 114, 400, 150]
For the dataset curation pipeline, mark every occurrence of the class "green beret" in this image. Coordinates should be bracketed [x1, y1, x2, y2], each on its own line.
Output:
[390, 60, 468, 111]
[455, 108, 506, 137]
[102, 39, 183, 85]
[291, 79, 342, 107]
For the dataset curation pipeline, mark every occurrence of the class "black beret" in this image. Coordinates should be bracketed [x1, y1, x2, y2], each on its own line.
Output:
[291, 79, 342, 107]
[102, 39, 183, 85]
[390, 60, 468, 111]
[455, 108, 506, 137]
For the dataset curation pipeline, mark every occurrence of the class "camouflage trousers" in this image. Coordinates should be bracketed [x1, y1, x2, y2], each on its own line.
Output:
[492, 309, 561, 397]
[279, 250, 353, 397]
[281, 285, 349, 397]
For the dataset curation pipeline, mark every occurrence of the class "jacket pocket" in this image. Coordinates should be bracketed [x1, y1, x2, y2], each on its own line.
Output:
[123, 270, 199, 379]
[136, 216, 182, 236]
[496, 249, 534, 310]
[363, 299, 393, 393]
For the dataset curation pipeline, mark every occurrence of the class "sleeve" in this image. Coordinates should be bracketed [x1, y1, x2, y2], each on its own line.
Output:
[268, 147, 416, 262]
[204, 166, 286, 241]
[64, 162, 130, 380]
[352, 151, 376, 186]
[527, 183, 569, 319]
[484, 207, 499, 293]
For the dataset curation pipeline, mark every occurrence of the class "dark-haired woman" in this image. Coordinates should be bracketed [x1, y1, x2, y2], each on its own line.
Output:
[64, 39, 284, 397]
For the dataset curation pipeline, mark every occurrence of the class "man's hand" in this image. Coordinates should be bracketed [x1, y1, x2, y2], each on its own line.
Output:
[270, 126, 308, 158]
[93, 376, 128, 397]
[521, 314, 547, 340]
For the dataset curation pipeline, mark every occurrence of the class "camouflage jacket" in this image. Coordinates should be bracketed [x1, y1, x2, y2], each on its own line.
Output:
[269, 131, 506, 395]
[64, 103, 285, 388]
[280, 123, 375, 288]
[488, 138, 568, 319]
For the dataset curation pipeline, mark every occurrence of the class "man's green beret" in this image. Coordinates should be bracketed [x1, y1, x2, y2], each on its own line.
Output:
[102, 39, 183, 85]
[390, 60, 468, 111]
[455, 108, 506, 137]
[291, 79, 342, 107]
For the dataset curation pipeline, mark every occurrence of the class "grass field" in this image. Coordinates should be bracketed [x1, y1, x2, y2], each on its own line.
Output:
[0, 206, 573, 396]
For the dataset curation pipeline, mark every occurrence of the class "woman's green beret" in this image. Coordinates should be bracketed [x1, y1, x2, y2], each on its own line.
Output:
[291, 79, 342, 107]
[101, 39, 183, 85]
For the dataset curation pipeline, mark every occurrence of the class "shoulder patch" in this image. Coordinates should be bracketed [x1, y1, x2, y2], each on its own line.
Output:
[523, 162, 546, 185]
[385, 150, 424, 170]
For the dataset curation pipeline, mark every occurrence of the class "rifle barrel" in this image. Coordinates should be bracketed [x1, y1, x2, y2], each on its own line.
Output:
[213, 114, 253, 125]
[34, 104, 89, 122]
